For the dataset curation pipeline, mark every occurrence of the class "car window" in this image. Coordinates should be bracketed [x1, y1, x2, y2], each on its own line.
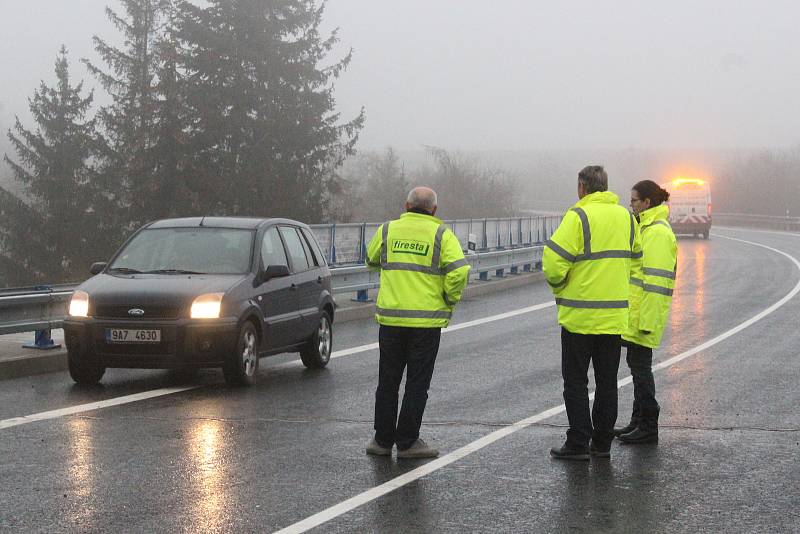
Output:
[298, 228, 318, 267]
[279, 226, 310, 272]
[301, 228, 326, 266]
[260, 226, 289, 268]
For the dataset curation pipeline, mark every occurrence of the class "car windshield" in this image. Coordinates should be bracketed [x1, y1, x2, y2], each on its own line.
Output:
[109, 227, 255, 275]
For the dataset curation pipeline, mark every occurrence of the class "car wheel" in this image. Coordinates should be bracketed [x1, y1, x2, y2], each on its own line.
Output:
[223, 321, 259, 386]
[68, 350, 105, 385]
[300, 311, 333, 369]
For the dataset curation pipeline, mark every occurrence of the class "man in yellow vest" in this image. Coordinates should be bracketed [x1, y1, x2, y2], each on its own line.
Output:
[543, 166, 642, 460]
[364, 187, 471, 458]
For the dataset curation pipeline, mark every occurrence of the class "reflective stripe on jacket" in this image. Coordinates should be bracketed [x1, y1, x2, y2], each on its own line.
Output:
[623, 204, 677, 348]
[542, 191, 642, 335]
[366, 212, 471, 328]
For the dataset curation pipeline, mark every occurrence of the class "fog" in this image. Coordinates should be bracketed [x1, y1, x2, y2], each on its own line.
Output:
[1, 1, 799, 207]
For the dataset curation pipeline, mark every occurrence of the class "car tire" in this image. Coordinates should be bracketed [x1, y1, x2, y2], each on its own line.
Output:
[300, 311, 333, 369]
[68, 350, 105, 385]
[223, 321, 259, 386]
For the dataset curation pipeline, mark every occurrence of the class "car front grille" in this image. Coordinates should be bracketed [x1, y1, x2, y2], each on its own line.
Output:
[93, 305, 183, 320]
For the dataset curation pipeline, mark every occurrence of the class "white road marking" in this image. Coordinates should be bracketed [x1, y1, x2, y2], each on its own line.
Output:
[274, 233, 800, 534]
[0, 302, 555, 430]
[273, 301, 556, 370]
[0, 387, 195, 430]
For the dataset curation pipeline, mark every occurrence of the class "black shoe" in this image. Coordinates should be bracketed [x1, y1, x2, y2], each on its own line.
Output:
[618, 426, 658, 444]
[549, 443, 590, 461]
[589, 443, 611, 458]
[614, 417, 639, 437]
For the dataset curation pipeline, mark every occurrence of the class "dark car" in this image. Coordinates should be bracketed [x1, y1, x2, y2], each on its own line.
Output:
[63, 217, 335, 386]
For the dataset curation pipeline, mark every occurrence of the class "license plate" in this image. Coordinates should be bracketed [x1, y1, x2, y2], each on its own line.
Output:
[105, 328, 161, 344]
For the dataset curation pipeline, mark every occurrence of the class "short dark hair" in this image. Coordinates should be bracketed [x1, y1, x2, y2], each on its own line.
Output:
[632, 180, 670, 206]
[578, 165, 608, 193]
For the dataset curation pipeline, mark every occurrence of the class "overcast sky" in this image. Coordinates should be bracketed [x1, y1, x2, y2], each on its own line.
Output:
[1, 0, 799, 152]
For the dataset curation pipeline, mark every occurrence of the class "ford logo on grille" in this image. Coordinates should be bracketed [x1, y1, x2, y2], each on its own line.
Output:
[128, 308, 145, 316]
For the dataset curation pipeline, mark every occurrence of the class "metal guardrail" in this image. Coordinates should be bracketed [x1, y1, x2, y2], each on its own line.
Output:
[0, 287, 75, 336]
[713, 212, 800, 232]
[0, 245, 545, 338]
[310, 216, 561, 266]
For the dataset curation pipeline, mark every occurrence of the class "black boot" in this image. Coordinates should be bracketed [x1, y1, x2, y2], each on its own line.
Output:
[614, 415, 639, 437]
[619, 408, 658, 444]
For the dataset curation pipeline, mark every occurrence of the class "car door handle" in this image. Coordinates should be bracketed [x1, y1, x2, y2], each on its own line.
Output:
[316, 276, 323, 284]
[290, 283, 298, 291]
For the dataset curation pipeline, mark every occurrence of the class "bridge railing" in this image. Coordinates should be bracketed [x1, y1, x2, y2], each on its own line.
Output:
[713, 212, 800, 232]
[309, 215, 562, 266]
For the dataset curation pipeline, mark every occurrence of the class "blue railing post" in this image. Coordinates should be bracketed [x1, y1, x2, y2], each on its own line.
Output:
[23, 285, 62, 350]
[352, 223, 372, 302]
[359, 223, 367, 264]
[528, 217, 533, 245]
[330, 224, 337, 265]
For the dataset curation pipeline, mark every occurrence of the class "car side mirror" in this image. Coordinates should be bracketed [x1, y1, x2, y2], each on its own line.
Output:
[90, 262, 107, 275]
[259, 264, 290, 284]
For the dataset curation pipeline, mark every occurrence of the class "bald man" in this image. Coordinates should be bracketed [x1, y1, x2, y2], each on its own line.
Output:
[364, 187, 471, 458]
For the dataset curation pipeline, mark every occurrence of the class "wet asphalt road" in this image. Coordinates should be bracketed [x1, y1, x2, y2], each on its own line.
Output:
[1, 227, 799, 533]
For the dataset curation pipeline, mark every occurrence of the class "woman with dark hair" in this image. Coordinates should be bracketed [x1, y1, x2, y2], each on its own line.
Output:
[615, 180, 677, 444]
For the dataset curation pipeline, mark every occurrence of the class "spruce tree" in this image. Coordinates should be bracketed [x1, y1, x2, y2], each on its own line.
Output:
[175, 0, 364, 222]
[84, 0, 190, 228]
[1, 47, 113, 285]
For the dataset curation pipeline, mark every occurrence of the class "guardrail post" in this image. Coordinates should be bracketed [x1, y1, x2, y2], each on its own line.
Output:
[24, 329, 61, 350]
[351, 289, 371, 303]
[22, 285, 62, 350]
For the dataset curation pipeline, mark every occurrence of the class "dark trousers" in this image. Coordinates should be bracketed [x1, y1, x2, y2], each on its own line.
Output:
[626, 342, 660, 418]
[374, 325, 441, 450]
[561, 328, 622, 449]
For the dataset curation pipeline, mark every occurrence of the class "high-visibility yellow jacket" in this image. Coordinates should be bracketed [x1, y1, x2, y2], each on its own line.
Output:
[623, 204, 677, 348]
[366, 212, 471, 328]
[543, 191, 642, 335]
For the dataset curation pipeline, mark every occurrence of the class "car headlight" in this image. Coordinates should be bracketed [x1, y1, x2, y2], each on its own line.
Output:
[191, 293, 224, 319]
[69, 290, 90, 317]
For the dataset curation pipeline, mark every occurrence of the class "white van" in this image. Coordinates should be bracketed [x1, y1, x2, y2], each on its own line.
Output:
[662, 178, 712, 239]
